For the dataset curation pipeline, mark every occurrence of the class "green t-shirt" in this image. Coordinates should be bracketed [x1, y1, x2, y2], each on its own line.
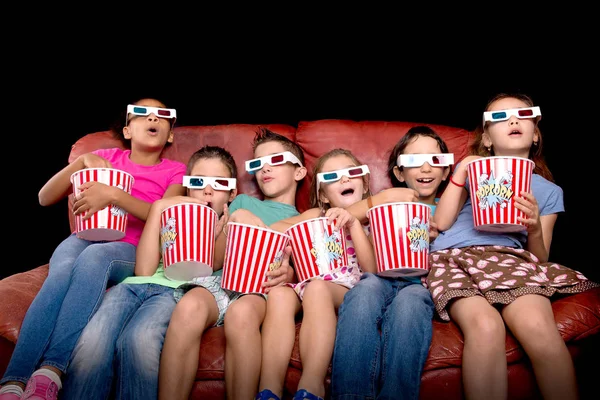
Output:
[212, 194, 299, 277]
[121, 260, 187, 289]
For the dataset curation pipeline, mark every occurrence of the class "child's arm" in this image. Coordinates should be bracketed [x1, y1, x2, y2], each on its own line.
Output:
[212, 204, 230, 271]
[270, 208, 322, 233]
[325, 207, 377, 274]
[38, 152, 112, 206]
[433, 157, 480, 231]
[346, 188, 420, 224]
[135, 195, 204, 276]
[515, 191, 554, 263]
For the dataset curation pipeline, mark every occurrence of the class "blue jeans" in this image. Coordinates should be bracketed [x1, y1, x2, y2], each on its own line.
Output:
[0, 233, 135, 385]
[61, 283, 176, 400]
[331, 273, 434, 400]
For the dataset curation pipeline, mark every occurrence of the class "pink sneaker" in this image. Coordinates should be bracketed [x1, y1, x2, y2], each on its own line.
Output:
[21, 375, 58, 400]
[0, 392, 22, 400]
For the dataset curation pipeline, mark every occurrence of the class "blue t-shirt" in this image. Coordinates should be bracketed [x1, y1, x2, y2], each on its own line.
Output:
[212, 194, 300, 276]
[431, 174, 564, 252]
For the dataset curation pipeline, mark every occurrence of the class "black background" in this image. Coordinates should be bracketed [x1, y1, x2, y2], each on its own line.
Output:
[4, 47, 597, 283]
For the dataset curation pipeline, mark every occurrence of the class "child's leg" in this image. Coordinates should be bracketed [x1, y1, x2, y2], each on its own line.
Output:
[502, 294, 578, 400]
[0, 234, 91, 388]
[259, 286, 301, 398]
[158, 287, 219, 400]
[224, 294, 267, 400]
[449, 296, 507, 400]
[297, 280, 348, 397]
[378, 281, 434, 400]
[116, 286, 176, 400]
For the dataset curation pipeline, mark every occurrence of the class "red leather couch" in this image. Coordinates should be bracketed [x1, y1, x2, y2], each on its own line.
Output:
[1, 120, 599, 399]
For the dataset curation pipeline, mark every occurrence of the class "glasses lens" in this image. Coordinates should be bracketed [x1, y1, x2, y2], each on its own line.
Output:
[322, 172, 339, 181]
[215, 179, 229, 187]
[518, 109, 534, 117]
[491, 111, 507, 120]
[132, 106, 147, 114]
[157, 109, 171, 117]
[271, 154, 284, 164]
[189, 178, 204, 187]
[348, 167, 363, 176]
[249, 159, 262, 169]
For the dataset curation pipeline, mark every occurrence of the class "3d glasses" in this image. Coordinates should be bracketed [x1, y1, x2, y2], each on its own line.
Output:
[126, 105, 177, 124]
[483, 106, 541, 124]
[245, 151, 303, 174]
[182, 176, 236, 191]
[316, 165, 370, 186]
[397, 153, 454, 168]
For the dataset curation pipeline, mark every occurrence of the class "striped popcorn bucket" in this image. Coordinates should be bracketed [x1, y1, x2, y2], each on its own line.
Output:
[285, 217, 348, 283]
[367, 202, 430, 277]
[466, 156, 535, 232]
[221, 223, 290, 294]
[70, 168, 134, 241]
[160, 203, 218, 281]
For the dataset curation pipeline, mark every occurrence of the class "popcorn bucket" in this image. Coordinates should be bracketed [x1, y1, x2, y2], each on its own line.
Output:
[466, 156, 535, 232]
[160, 203, 218, 281]
[367, 202, 430, 277]
[221, 223, 290, 294]
[70, 168, 134, 241]
[285, 217, 349, 283]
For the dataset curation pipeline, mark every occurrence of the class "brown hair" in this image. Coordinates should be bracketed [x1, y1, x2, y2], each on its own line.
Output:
[309, 148, 372, 210]
[471, 93, 553, 182]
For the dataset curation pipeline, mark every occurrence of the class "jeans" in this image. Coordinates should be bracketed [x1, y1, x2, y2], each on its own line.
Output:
[61, 283, 176, 400]
[0, 233, 136, 385]
[331, 273, 434, 400]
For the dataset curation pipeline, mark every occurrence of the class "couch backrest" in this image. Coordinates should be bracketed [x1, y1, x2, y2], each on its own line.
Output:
[67, 120, 473, 231]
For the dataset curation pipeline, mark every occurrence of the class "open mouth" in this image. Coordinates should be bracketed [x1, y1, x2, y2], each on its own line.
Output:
[206, 201, 212, 209]
[341, 188, 355, 196]
[509, 129, 522, 135]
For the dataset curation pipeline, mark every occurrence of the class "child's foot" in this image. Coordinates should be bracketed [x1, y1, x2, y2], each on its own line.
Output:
[293, 389, 324, 400]
[255, 389, 281, 400]
[21, 375, 58, 400]
[0, 384, 24, 399]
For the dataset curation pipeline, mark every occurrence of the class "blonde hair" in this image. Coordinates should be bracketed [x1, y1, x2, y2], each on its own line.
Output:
[309, 148, 372, 210]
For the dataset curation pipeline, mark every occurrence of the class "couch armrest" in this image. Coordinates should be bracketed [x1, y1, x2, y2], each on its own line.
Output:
[0, 265, 48, 343]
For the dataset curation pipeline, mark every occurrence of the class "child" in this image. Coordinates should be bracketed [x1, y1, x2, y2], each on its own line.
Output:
[158, 128, 307, 400]
[257, 148, 378, 400]
[427, 93, 599, 400]
[331, 126, 453, 400]
[59, 146, 237, 400]
[0, 98, 186, 400]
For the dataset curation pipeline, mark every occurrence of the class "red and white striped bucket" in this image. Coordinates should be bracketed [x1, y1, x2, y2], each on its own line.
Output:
[160, 203, 218, 281]
[466, 156, 535, 232]
[286, 217, 348, 283]
[221, 223, 290, 294]
[367, 202, 430, 277]
[70, 168, 134, 241]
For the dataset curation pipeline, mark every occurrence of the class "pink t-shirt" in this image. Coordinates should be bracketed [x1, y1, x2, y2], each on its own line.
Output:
[89, 148, 186, 246]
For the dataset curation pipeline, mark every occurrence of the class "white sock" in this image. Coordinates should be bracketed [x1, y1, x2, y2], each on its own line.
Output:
[0, 384, 24, 396]
[31, 369, 62, 390]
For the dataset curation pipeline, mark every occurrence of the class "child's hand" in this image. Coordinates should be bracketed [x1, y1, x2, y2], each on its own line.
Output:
[80, 153, 112, 169]
[325, 207, 356, 231]
[215, 204, 229, 239]
[377, 188, 420, 204]
[515, 191, 542, 236]
[73, 181, 116, 219]
[229, 209, 267, 228]
[429, 220, 439, 243]
[263, 245, 294, 292]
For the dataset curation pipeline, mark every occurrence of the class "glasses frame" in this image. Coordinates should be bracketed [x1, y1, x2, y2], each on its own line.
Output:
[397, 153, 454, 168]
[126, 105, 177, 125]
[483, 106, 541, 125]
[316, 165, 371, 186]
[182, 176, 237, 191]
[245, 151, 304, 174]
